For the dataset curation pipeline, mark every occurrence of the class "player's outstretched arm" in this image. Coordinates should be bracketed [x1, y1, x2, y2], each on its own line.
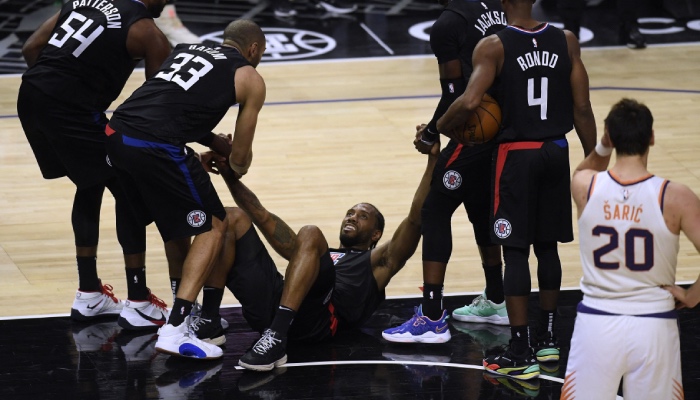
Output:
[567, 30, 596, 156]
[229, 67, 266, 177]
[22, 12, 59, 68]
[215, 159, 297, 261]
[662, 182, 700, 309]
[371, 140, 439, 289]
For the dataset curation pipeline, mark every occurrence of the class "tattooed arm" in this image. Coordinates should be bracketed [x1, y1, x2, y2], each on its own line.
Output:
[218, 165, 297, 260]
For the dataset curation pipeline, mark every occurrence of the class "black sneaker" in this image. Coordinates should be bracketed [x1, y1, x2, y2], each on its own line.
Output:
[483, 341, 540, 380]
[239, 329, 288, 372]
[313, 0, 357, 14]
[532, 330, 559, 362]
[621, 26, 646, 49]
[191, 315, 226, 346]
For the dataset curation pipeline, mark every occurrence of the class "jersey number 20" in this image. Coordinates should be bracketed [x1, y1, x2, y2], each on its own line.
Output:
[592, 225, 654, 271]
[48, 11, 104, 58]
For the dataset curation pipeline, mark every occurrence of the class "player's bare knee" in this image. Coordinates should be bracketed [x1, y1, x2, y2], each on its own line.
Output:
[225, 207, 252, 236]
[297, 225, 327, 249]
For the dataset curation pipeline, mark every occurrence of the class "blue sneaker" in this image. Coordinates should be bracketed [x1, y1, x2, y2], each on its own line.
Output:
[381, 305, 451, 343]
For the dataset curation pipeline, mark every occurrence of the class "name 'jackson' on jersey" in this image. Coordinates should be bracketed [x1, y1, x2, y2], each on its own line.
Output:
[22, 0, 151, 112]
[109, 44, 250, 146]
[495, 24, 574, 143]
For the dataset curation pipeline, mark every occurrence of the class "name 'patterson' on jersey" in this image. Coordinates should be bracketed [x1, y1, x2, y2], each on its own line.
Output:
[475, 11, 507, 36]
[188, 45, 228, 60]
[73, 0, 121, 26]
[516, 50, 560, 72]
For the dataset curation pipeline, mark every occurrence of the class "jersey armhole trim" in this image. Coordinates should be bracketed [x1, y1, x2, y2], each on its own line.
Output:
[586, 173, 597, 201]
[659, 179, 670, 212]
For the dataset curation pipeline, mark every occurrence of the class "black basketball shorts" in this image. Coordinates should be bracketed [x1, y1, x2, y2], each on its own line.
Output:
[104, 128, 226, 242]
[17, 82, 114, 188]
[491, 138, 574, 248]
[226, 226, 337, 342]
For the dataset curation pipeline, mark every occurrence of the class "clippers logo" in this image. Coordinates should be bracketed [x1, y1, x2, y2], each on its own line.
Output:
[330, 252, 346, 265]
[494, 218, 512, 239]
[187, 210, 206, 227]
[200, 28, 336, 61]
[443, 170, 462, 190]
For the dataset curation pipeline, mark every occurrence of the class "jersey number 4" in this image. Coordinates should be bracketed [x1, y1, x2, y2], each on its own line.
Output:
[156, 53, 214, 91]
[592, 225, 654, 271]
[528, 77, 548, 120]
[48, 11, 104, 58]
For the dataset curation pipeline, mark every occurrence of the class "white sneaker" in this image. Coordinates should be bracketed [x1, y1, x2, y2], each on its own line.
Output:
[154, 4, 201, 46]
[118, 291, 169, 330]
[191, 301, 229, 330]
[116, 331, 159, 363]
[71, 283, 123, 321]
[71, 321, 121, 352]
[155, 316, 224, 359]
[451, 291, 509, 325]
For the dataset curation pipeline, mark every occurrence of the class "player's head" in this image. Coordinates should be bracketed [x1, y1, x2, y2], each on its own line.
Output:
[143, 0, 168, 18]
[339, 203, 385, 250]
[604, 98, 654, 156]
[223, 19, 266, 67]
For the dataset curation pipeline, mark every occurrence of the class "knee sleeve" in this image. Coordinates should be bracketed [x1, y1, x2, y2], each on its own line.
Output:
[421, 190, 461, 263]
[72, 185, 105, 247]
[534, 241, 562, 290]
[106, 178, 146, 254]
[503, 246, 531, 296]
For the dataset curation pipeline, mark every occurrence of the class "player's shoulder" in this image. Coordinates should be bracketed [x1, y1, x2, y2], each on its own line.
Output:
[664, 180, 700, 206]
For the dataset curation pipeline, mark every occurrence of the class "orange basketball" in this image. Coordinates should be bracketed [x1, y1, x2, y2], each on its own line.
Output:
[454, 93, 502, 145]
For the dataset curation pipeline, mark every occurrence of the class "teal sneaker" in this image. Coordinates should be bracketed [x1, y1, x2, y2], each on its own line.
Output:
[452, 292, 509, 326]
[533, 330, 560, 362]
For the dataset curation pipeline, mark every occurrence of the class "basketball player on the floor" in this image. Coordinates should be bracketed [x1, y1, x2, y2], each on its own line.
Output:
[106, 19, 267, 360]
[437, 0, 596, 380]
[194, 134, 439, 371]
[17, 0, 172, 327]
[565, 98, 690, 399]
[382, 0, 508, 346]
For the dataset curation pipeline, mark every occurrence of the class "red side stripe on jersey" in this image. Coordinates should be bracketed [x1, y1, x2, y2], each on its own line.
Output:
[659, 179, 670, 212]
[493, 142, 543, 215]
[560, 372, 576, 400]
[105, 124, 115, 136]
[328, 302, 338, 337]
[587, 174, 598, 201]
[445, 144, 464, 169]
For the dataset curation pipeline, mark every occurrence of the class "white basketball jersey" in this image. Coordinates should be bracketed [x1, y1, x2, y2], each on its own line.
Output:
[578, 172, 678, 314]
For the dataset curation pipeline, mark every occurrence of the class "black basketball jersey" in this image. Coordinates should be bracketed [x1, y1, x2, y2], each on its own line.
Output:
[22, 0, 151, 112]
[431, 0, 505, 79]
[496, 24, 574, 142]
[329, 248, 385, 328]
[110, 44, 250, 146]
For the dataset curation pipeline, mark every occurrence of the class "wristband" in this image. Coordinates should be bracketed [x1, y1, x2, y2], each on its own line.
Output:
[594, 142, 612, 157]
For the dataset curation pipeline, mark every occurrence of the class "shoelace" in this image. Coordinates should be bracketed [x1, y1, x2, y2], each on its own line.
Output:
[147, 292, 168, 310]
[101, 284, 120, 303]
[253, 330, 281, 354]
[469, 294, 486, 307]
[190, 315, 212, 332]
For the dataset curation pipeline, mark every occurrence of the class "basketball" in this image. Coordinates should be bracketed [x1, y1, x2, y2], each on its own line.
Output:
[452, 93, 502, 145]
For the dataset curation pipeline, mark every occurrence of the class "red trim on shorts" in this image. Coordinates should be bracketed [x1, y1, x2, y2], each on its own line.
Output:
[493, 142, 543, 215]
[105, 124, 115, 136]
[328, 302, 338, 336]
[444, 144, 464, 168]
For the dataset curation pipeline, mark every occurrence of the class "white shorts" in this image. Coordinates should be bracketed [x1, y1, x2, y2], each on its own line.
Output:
[563, 310, 683, 400]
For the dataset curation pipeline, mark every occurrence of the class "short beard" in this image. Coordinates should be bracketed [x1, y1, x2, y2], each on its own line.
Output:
[339, 232, 363, 248]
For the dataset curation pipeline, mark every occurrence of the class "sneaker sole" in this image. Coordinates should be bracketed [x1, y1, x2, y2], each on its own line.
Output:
[202, 334, 226, 346]
[535, 351, 560, 362]
[451, 313, 510, 325]
[155, 345, 223, 360]
[483, 363, 540, 380]
[71, 308, 122, 321]
[238, 354, 287, 372]
[118, 316, 165, 331]
[381, 331, 451, 344]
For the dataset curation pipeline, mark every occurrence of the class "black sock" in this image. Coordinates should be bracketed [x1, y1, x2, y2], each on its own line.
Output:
[270, 306, 296, 337]
[201, 286, 224, 318]
[538, 309, 556, 336]
[422, 283, 444, 320]
[169, 298, 194, 327]
[510, 325, 530, 354]
[170, 278, 181, 303]
[483, 263, 504, 304]
[77, 256, 100, 291]
[125, 266, 148, 300]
